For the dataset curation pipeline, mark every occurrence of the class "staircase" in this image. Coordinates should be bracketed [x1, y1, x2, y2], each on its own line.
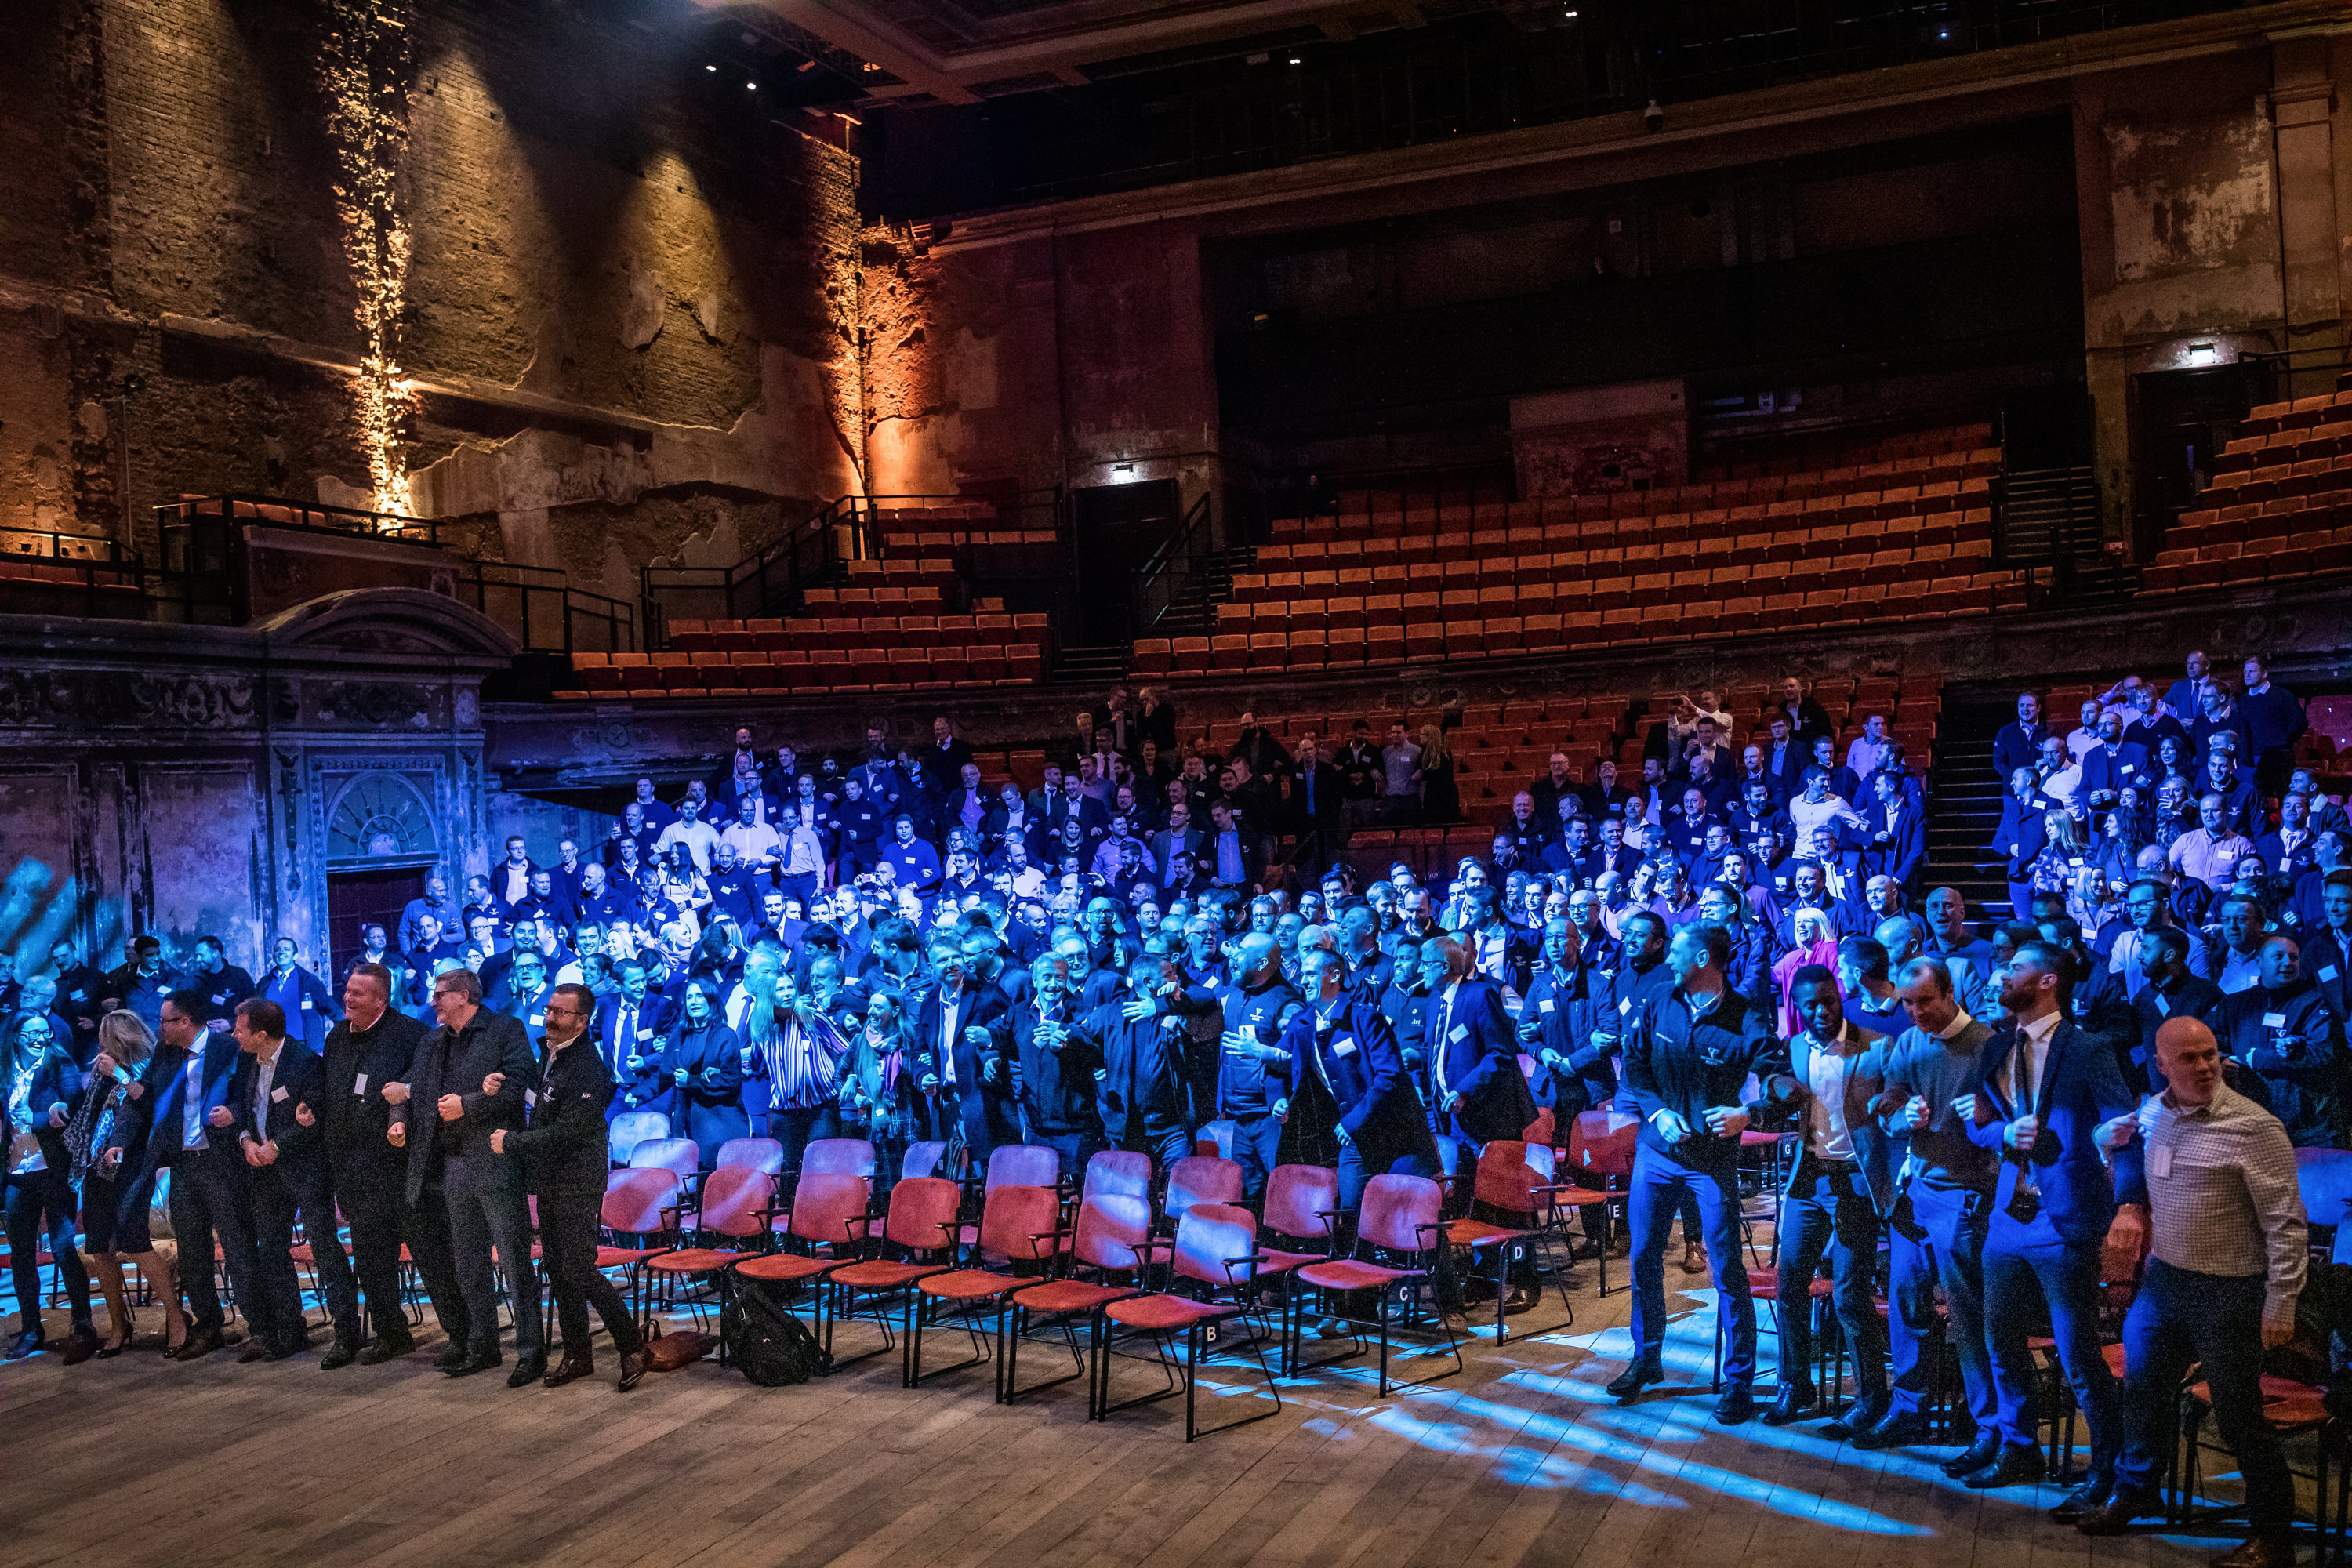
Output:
[1918, 691, 2016, 922]
[1998, 464, 2136, 605]
[1149, 543, 1257, 639]
[1049, 642, 1132, 686]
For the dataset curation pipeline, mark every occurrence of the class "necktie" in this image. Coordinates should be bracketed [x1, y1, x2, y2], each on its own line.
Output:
[182, 1054, 205, 1149]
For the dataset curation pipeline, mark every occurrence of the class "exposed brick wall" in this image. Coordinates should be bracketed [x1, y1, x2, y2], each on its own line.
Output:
[0, 0, 862, 568]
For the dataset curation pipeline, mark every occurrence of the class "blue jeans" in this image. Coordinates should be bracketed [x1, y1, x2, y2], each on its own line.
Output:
[1887, 1178, 1997, 1426]
[1774, 1158, 1886, 1396]
[1628, 1144, 1755, 1385]
[1984, 1224, 2116, 1464]
[2116, 1260, 2292, 1535]
[1229, 1110, 1284, 1206]
[1116, 1120, 1197, 1177]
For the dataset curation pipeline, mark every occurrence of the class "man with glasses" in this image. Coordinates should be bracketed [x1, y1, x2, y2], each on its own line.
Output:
[490, 984, 647, 1391]
[387, 968, 543, 1384]
[127, 991, 260, 1360]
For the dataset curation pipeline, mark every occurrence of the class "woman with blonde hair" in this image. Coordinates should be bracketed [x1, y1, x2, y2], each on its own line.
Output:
[2028, 808, 2085, 899]
[1770, 909, 1841, 1039]
[73, 1009, 187, 1356]
[1417, 723, 1459, 824]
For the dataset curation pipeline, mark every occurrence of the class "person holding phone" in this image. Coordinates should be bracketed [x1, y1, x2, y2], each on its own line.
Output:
[74, 1010, 187, 1356]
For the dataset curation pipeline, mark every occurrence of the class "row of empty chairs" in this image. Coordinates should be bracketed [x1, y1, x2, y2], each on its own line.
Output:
[1135, 571, 2020, 681]
[2146, 390, 2352, 595]
[560, 622, 1049, 699]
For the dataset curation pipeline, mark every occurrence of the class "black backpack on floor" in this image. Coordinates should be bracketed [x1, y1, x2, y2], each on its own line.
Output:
[723, 1275, 833, 1386]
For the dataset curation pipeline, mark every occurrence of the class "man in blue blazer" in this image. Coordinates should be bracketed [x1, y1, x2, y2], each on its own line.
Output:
[129, 990, 264, 1360]
[230, 998, 357, 1362]
[1276, 946, 1441, 1214]
[2077, 712, 2152, 802]
[1992, 691, 2049, 782]
[1955, 938, 2137, 1515]
[1419, 937, 1537, 1158]
[1858, 771, 1926, 892]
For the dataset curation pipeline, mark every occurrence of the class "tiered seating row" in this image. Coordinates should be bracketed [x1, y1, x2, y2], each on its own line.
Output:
[561, 637, 1047, 699]
[1288, 440, 1996, 541]
[1138, 563, 2021, 679]
[2145, 390, 2352, 594]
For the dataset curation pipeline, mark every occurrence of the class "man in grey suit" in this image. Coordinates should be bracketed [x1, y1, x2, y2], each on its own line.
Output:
[388, 967, 544, 1385]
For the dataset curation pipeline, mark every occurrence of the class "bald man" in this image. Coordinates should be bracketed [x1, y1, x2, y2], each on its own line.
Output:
[2078, 1018, 2304, 1568]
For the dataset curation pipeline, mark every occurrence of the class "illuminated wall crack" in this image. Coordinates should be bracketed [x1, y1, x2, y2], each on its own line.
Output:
[324, 0, 418, 517]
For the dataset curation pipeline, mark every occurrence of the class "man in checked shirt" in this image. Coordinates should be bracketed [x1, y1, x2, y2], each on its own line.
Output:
[2075, 1017, 2306, 1567]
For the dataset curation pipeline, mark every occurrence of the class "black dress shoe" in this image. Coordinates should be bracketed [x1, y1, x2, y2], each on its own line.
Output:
[618, 1348, 647, 1392]
[1713, 1386, 1757, 1426]
[434, 1340, 471, 1373]
[543, 1355, 594, 1388]
[1940, 1430, 2003, 1478]
[319, 1339, 361, 1370]
[171, 1331, 225, 1362]
[238, 1340, 270, 1364]
[1759, 1383, 1817, 1426]
[1824, 1392, 1890, 1439]
[1850, 1407, 1935, 1451]
[356, 1331, 416, 1366]
[2212, 1534, 2294, 1568]
[2048, 1473, 2114, 1523]
[2075, 1486, 2161, 1536]
[1606, 1357, 1664, 1400]
[506, 1350, 547, 1388]
[261, 1339, 303, 1363]
[5, 1329, 45, 1360]
[1962, 1443, 2048, 1490]
[61, 1325, 100, 1366]
[444, 1346, 502, 1378]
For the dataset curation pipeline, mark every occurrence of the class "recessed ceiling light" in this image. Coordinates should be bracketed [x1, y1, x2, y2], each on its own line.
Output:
[706, 64, 717, 71]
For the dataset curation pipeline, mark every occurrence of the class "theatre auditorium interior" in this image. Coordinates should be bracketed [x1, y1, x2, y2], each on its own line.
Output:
[13, 0, 2352, 1563]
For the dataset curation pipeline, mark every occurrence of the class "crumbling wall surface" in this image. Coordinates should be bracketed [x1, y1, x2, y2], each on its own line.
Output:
[0, 0, 862, 565]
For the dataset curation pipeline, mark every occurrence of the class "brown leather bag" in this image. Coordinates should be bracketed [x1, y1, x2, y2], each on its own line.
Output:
[643, 1322, 711, 1372]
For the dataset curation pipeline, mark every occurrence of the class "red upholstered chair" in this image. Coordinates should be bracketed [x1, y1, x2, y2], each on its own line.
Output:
[597, 1168, 685, 1337]
[909, 1184, 1062, 1388]
[607, 1111, 668, 1167]
[802, 1138, 877, 1178]
[644, 1164, 779, 1341]
[1098, 1202, 1284, 1440]
[715, 1138, 784, 1174]
[1289, 1174, 1460, 1393]
[1162, 1155, 1243, 1231]
[1002, 1192, 1151, 1406]
[627, 1138, 700, 1182]
[1192, 1120, 1238, 1158]
[1080, 1149, 1152, 1204]
[899, 1140, 957, 1184]
[1563, 1109, 1639, 1295]
[823, 1175, 963, 1370]
[1441, 1139, 1577, 1343]
[731, 1171, 873, 1352]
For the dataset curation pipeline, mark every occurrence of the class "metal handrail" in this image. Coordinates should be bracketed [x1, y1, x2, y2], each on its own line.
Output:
[452, 561, 637, 655]
[1131, 490, 1215, 637]
[0, 526, 149, 619]
[156, 492, 441, 547]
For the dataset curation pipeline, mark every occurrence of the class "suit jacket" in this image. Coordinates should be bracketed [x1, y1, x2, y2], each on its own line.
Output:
[1421, 978, 1536, 1144]
[1008, 1000, 1104, 1138]
[2078, 741, 2153, 800]
[389, 1009, 537, 1203]
[914, 982, 1017, 1149]
[593, 993, 674, 1085]
[1759, 1026, 1896, 1214]
[2302, 928, 2351, 1025]
[1965, 1018, 2133, 1248]
[1087, 996, 1214, 1134]
[631, 1020, 746, 1158]
[1518, 965, 1617, 1118]
[1992, 720, 2049, 782]
[230, 1040, 328, 1189]
[1858, 797, 1926, 887]
[122, 1030, 246, 1196]
[509, 1036, 615, 1200]
[1281, 996, 1432, 1154]
[317, 1008, 426, 1203]
[1991, 793, 2053, 878]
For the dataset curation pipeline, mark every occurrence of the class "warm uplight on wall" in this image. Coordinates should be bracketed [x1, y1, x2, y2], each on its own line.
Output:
[324, 0, 418, 518]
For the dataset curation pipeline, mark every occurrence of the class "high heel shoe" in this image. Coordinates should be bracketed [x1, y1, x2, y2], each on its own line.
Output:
[96, 1313, 134, 1359]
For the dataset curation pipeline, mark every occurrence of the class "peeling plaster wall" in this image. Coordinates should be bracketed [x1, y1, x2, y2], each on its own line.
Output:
[0, 0, 861, 574]
[858, 220, 1223, 513]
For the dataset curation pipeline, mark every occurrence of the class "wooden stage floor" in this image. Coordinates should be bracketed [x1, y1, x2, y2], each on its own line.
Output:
[2, 1260, 2259, 1568]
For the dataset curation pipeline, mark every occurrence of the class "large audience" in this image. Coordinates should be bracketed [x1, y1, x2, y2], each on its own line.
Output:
[3, 646, 2345, 1563]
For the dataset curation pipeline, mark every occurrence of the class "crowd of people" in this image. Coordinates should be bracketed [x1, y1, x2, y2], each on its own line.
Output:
[1, 652, 2343, 1566]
